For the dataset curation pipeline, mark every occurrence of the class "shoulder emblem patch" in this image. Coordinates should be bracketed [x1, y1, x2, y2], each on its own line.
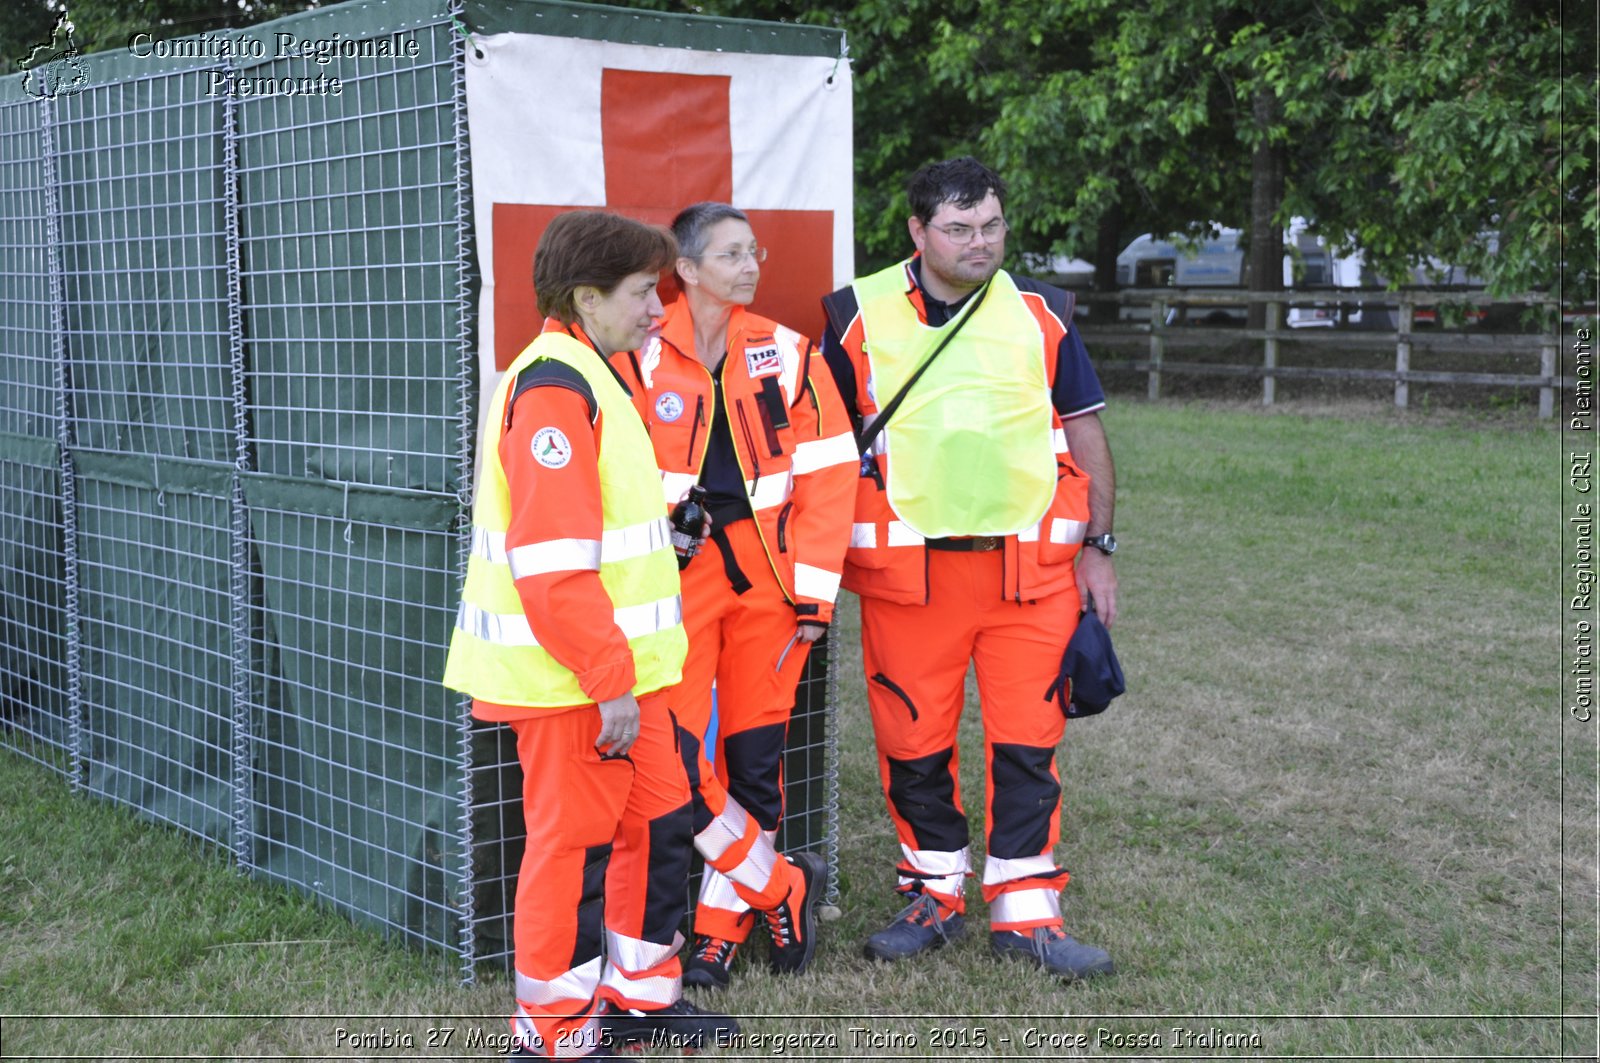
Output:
[744, 342, 782, 378]
[531, 426, 573, 469]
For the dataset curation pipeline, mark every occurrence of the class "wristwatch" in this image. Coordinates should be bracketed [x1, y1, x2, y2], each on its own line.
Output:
[1083, 533, 1117, 556]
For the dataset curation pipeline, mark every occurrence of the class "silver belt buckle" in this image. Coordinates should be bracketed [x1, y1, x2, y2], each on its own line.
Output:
[973, 536, 1000, 551]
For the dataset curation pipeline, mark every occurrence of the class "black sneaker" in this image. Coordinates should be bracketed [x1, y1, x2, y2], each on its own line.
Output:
[600, 998, 739, 1053]
[682, 934, 739, 990]
[991, 925, 1114, 980]
[763, 851, 827, 974]
[862, 889, 964, 962]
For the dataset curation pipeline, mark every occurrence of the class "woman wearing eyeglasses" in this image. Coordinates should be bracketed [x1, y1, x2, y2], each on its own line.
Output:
[609, 202, 857, 990]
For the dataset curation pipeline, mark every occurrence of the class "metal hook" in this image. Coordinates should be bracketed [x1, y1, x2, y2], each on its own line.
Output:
[341, 481, 354, 545]
[152, 455, 165, 508]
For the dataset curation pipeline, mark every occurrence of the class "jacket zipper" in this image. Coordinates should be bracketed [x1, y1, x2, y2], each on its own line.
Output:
[685, 393, 705, 467]
[776, 501, 793, 553]
[735, 399, 762, 483]
[870, 672, 919, 722]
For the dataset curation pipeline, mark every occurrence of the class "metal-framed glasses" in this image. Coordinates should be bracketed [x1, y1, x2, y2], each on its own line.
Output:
[925, 218, 1009, 245]
[702, 246, 768, 265]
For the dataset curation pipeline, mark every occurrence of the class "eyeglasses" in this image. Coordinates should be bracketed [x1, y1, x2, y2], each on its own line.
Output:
[701, 247, 768, 265]
[924, 218, 1009, 245]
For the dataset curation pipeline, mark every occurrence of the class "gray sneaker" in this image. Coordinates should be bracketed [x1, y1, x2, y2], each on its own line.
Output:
[863, 890, 965, 962]
[991, 926, 1114, 980]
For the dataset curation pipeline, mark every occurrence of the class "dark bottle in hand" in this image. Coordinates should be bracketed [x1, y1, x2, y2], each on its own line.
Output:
[669, 485, 709, 570]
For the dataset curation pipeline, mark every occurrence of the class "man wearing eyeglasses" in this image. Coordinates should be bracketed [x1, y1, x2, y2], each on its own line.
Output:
[820, 157, 1118, 981]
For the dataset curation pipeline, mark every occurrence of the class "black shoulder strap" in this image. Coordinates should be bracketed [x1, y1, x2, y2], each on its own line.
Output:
[507, 359, 597, 429]
[855, 277, 994, 456]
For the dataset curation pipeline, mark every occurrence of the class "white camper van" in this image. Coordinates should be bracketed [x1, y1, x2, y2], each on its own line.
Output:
[1113, 220, 1340, 327]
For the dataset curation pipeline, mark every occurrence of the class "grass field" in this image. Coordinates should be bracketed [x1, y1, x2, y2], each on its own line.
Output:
[1, 399, 1590, 1061]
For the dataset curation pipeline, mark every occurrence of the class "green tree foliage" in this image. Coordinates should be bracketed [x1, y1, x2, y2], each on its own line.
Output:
[2, 0, 312, 67]
[645, 0, 1589, 298]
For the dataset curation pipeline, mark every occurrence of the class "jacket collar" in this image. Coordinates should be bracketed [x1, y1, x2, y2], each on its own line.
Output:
[658, 295, 751, 363]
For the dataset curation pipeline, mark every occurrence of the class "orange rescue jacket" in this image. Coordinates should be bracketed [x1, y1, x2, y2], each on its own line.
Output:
[612, 298, 857, 624]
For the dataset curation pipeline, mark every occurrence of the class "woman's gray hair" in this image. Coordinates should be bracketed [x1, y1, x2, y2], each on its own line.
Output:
[671, 201, 749, 260]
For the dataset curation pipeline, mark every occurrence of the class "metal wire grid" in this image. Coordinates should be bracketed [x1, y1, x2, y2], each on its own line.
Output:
[236, 28, 464, 494]
[465, 644, 840, 973]
[0, 100, 55, 441]
[74, 470, 236, 840]
[0, 456, 70, 775]
[243, 496, 463, 951]
[51, 77, 234, 464]
[0, 3, 844, 980]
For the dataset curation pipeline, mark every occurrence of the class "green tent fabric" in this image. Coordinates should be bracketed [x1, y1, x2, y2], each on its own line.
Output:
[73, 450, 235, 841]
[243, 473, 465, 947]
[0, 434, 70, 767]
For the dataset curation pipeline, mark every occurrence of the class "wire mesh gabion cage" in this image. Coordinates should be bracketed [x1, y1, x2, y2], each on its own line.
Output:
[0, 0, 841, 983]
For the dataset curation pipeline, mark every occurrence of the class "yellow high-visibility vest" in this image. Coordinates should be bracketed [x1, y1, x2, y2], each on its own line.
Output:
[442, 331, 686, 707]
[855, 263, 1057, 538]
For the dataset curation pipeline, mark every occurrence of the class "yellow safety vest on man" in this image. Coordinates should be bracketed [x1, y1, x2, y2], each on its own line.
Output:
[442, 331, 687, 708]
[853, 264, 1058, 538]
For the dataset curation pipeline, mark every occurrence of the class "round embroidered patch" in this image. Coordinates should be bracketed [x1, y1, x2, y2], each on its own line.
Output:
[531, 426, 573, 469]
[655, 391, 685, 423]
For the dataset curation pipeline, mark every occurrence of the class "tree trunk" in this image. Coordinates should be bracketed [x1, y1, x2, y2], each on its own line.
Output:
[1247, 87, 1285, 331]
[1093, 197, 1124, 292]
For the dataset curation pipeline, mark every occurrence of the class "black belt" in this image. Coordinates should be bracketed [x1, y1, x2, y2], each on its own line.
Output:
[926, 536, 1002, 552]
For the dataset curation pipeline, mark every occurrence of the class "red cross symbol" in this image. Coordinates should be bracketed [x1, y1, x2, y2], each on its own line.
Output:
[491, 70, 837, 370]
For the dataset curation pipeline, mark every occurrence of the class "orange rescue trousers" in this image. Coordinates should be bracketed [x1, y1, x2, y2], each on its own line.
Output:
[860, 547, 1081, 932]
[675, 517, 810, 941]
[499, 690, 692, 1059]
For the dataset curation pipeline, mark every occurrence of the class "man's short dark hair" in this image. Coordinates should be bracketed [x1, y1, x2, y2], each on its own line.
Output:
[534, 211, 677, 323]
[906, 156, 1007, 222]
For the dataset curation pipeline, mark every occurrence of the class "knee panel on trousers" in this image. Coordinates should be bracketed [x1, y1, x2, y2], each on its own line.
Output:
[675, 725, 716, 835]
[722, 722, 787, 831]
[569, 842, 612, 970]
[642, 800, 695, 944]
[987, 742, 1060, 859]
[885, 748, 967, 853]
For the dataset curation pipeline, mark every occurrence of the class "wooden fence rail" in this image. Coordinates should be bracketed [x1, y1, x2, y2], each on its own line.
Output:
[1075, 288, 1569, 418]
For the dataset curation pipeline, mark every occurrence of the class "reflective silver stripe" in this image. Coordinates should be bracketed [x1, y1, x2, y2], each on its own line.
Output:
[791, 430, 859, 475]
[1051, 518, 1086, 545]
[613, 595, 683, 640]
[498, 518, 670, 579]
[515, 955, 603, 1007]
[861, 410, 886, 457]
[597, 966, 679, 1007]
[721, 830, 778, 894]
[602, 516, 672, 562]
[660, 470, 698, 506]
[982, 853, 1059, 886]
[696, 866, 752, 916]
[850, 521, 924, 549]
[473, 526, 509, 564]
[508, 537, 602, 579]
[457, 594, 682, 648]
[897, 844, 969, 895]
[989, 887, 1062, 927]
[512, 1007, 603, 1059]
[793, 563, 841, 603]
[695, 799, 750, 862]
[1017, 519, 1084, 547]
[1052, 426, 1069, 452]
[886, 520, 924, 547]
[747, 472, 792, 512]
[607, 929, 683, 973]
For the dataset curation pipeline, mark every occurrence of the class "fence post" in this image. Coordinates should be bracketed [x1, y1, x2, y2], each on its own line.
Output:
[1539, 299, 1557, 420]
[1263, 297, 1280, 407]
[1394, 298, 1413, 410]
[1149, 296, 1165, 401]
